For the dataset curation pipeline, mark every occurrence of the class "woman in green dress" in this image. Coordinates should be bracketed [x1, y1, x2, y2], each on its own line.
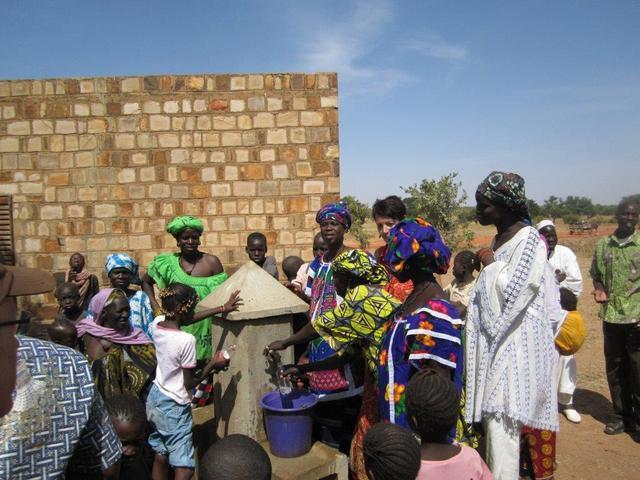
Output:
[142, 216, 227, 360]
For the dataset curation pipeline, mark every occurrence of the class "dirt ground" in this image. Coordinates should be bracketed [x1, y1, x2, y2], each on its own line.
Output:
[347, 220, 640, 479]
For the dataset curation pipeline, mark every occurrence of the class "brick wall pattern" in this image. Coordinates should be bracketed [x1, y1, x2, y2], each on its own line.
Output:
[0, 73, 340, 285]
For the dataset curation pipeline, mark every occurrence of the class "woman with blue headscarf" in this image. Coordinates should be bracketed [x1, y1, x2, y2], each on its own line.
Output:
[102, 253, 154, 339]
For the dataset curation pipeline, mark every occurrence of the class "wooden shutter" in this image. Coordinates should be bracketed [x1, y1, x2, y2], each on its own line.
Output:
[0, 196, 15, 265]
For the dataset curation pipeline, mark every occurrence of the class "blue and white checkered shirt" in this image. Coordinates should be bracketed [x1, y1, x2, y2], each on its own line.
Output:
[0, 336, 122, 479]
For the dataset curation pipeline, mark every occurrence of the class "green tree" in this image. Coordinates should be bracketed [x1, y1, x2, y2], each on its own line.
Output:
[563, 196, 595, 218]
[542, 196, 564, 221]
[401, 172, 474, 249]
[340, 195, 371, 249]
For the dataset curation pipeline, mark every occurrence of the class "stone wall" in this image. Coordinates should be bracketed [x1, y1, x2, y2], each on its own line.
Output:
[0, 73, 339, 285]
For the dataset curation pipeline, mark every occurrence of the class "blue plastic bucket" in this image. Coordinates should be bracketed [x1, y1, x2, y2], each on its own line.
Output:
[260, 389, 318, 458]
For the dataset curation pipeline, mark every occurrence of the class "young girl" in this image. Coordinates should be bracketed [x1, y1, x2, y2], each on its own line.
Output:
[443, 250, 478, 318]
[406, 370, 492, 479]
[105, 394, 153, 479]
[146, 283, 241, 480]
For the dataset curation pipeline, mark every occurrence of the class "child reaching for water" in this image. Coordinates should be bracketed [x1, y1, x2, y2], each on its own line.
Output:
[146, 283, 241, 480]
[105, 394, 153, 479]
[406, 370, 493, 480]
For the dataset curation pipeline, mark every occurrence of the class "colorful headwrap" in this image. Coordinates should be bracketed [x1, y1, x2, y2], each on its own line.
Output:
[77, 288, 151, 344]
[105, 253, 139, 280]
[315, 202, 352, 229]
[476, 171, 531, 224]
[331, 249, 389, 285]
[166, 215, 204, 238]
[384, 218, 451, 276]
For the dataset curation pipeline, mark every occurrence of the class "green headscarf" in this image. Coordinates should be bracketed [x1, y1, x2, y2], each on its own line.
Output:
[166, 216, 204, 238]
[332, 249, 388, 285]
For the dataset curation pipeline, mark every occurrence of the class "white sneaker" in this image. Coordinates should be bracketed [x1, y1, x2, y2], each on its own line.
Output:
[562, 408, 581, 423]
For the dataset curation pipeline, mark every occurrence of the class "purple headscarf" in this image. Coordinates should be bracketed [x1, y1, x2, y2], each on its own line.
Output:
[316, 202, 352, 229]
[76, 288, 151, 345]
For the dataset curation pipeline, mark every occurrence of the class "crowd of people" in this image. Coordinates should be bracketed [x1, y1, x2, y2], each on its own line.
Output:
[0, 170, 638, 480]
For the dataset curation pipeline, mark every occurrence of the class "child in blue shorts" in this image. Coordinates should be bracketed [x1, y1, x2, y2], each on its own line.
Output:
[146, 283, 241, 480]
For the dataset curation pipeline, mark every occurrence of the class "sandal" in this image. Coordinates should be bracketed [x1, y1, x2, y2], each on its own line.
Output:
[604, 419, 625, 435]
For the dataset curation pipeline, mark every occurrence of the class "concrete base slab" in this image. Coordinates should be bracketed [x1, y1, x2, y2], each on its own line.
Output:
[261, 441, 349, 480]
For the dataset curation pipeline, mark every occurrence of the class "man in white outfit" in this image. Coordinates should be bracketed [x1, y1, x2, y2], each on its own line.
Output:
[537, 219, 583, 423]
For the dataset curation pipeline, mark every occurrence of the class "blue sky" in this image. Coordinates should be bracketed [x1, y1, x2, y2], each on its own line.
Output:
[2, 0, 639, 205]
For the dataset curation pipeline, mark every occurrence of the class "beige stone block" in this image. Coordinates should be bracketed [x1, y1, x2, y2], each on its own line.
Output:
[233, 181, 256, 196]
[121, 77, 142, 92]
[149, 183, 171, 198]
[0, 183, 18, 195]
[55, 120, 76, 134]
[74, 104, 90, 116]
[248, 96, 266, 111]
[220, 201, 236, 215]
[2, 154, 17, 170]
[258, 180, 278, 196]
[201, 167, 217, 182]
[295, 162, 312, 177]
[267, 97, 283, 111]
[158, 133, 180, 148]
[182, 99, 192, 113]
[250, 199, 264, 214]
[196, 115, 211, 130]
[224, 166, 238, 181]
[3, 106, 16, 119]
[303, 180, 325, 194]
[128, 185, 146, 199]
[193, 99, 207, 112]
[131, 153, 148, 165]
[210, 151, 226, 163]
[191, 150, 206, 163]
[65, 135, 79, 151]
[289, 128, 306, 144]
[170, 149, 189, 163]
[27, 137, 42, 152]
[67, 204, 85, 218]
[136, 133, 154, 148]
[235, 149, 249, 162]
[327, 176, 340, 193]
[247, 75, 264, 90]
[0, 138, 19, 153]
[139, 167, 155, 182]
[280, 180, 302, 195]
[80, 80, 94, 93]
[32, 120, 53, 135]
[237, 115, 252, 130]
[78, 187, 97, 201]
[230, 99, 245, 112]
[171, 117, 185, 130]
[49, 135, 64, 152]
[11, 81, 29, 96]
[171, 185, 189, 198]
[291, 97, 306, 110]
[19, 183, 43, 195]
[94, 204, 117, 218]
[41, 205, 63, 220]
[87, 119, 107, 133]
[219, 232, 240, 247]
[259, 149, 276, 162]
[24, 238, 42, 252]
[115, 134, 135, 149]
[184, 117, 196, 130]
[326, 145, 339, 158]
[187, 76, 205, 90]
[272, 216, 290, 229]
[8, 121, 30, 135]
[321, 95, 338, 108]
[254, 113, 274, 128]
[122, 102, 140, 115]
[230, 76, 246, 90]
[229, 216, 245, 230]
[143, 101, 161, 114]
[117, 117, 137, 132]
[117, 168, 136, 183]
[75, 152, 94, 167]
[150, 115, 170, 131]
[266, 129, 287, 144]
[211, 183, 231, 197]
[203, 133, 220, 147]
[79, 135, 97, 150]
[91, 103, 106, 116]
[87, 237, 108, 251]
[301, 111, 324, 126]
[276, 112, 298, 127]
[310, 128, 330, 143]
[221, 132, 242, 146]
[163, 100, 180, 113]
[0, 81, 10, 96]
[272, 164, 289, 179]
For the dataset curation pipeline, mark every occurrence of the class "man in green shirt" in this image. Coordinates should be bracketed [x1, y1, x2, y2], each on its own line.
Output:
[591, 198, 640, 435]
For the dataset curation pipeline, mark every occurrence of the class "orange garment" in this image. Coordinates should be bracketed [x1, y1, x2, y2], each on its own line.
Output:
[374, 246, 413, 301]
